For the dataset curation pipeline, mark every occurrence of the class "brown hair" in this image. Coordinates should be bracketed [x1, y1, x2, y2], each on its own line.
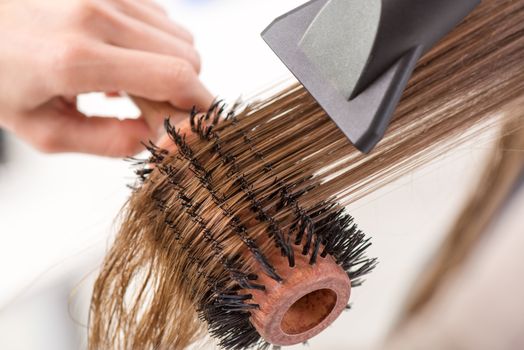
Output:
[399, 98, 524, 323]
[89, 0, 524, 349]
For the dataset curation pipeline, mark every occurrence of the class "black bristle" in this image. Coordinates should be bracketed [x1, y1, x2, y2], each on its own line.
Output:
[286, 235, 296, 268]
[309, 234, 322, 265]
[295, 213, 310, 247]
[207, 98, 222, 117]
[197, 114, 204, 135]
[301, 218, 315, 256]
[214, 104, 225, 124]
[190, 106, 199, 132]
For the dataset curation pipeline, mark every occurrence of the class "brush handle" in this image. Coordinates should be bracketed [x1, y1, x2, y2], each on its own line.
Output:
[130, 96, 189, 149]
[131, 96, 174, 121]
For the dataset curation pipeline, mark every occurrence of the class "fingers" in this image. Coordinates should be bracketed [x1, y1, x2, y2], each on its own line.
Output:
[15, 102, 149, 157]
[136, 0, 168, 15]
[100, 9, 201, 72]
[49, 0, 212, 112]
[78, 0, 197, 69]
[50, 42, 214, 111]
[110, 0, 194, 44]
[13, 99, 188, 157]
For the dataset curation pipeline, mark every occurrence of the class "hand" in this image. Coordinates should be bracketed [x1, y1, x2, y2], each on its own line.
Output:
[0, 0, 214, 157]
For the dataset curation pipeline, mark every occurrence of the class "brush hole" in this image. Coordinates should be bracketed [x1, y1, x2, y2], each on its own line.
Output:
[280, 289, 337, 335]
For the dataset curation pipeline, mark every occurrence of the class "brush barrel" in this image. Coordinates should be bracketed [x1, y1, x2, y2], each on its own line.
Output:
[134, 97, 353, 346]
[249, 251, 351, 346]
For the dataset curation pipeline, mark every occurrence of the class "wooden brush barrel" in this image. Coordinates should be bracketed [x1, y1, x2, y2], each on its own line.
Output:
[134, 97, 354, 346]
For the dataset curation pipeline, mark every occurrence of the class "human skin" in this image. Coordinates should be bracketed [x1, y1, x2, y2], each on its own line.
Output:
[0, 0, 214, 157]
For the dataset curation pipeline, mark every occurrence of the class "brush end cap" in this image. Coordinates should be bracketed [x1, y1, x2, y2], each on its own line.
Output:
[250, 253, 351, 346]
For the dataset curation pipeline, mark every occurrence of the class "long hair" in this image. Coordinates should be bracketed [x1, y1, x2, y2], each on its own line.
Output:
[89, 1, 524, 349]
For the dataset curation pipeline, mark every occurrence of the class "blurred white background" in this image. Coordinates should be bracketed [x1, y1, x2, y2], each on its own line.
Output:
[0, 1, 497, 349]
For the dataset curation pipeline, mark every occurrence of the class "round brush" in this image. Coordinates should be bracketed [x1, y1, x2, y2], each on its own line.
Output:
[89, 93, 377, 350]
[138, 96, 376, 348]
